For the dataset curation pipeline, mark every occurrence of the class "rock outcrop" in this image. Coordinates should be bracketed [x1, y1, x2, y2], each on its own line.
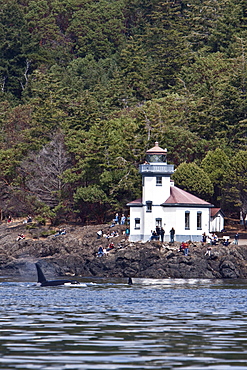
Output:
[0, 221, 247, 280]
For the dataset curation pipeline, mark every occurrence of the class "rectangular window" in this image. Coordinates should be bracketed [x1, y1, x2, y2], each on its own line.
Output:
[156, 176, 162, 186]
[156, 218, 162, 227]
[185, 211, 190, 230]
[146, 201, 152, 212]
[197, 212, 202, 230]
[135, 218, 140, 229]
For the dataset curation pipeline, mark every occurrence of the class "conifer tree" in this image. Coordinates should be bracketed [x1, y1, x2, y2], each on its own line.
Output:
[201, 148, 230, 207]
[222, 151, 247, 224]
[0, 0, 37, 99]
[172, 162, 213, 201]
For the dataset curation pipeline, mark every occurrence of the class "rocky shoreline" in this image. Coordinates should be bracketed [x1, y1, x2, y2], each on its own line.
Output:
[0, 220, 247, 281]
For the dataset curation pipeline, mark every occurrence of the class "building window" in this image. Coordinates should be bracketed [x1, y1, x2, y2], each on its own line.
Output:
[156, 176, 162, 186]
[135, 218, 140, 229]
[156, 218, 162, 227]
[185, 211, 190, 230]
[197, 212, 202, 230]
[146, 201, 152, 212]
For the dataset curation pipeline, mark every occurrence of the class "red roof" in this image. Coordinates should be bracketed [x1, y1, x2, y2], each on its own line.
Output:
[127, 187, 214, 208]
[210, 208, 223, 217]
[162, 186, 213, 207]
[146, 141, 167, 154]
[127, 198, 142, 206]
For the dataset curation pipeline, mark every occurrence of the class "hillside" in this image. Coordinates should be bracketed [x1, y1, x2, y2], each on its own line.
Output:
[0, 0, 246, 226]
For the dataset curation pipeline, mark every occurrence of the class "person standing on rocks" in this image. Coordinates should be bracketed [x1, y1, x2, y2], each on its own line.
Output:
[125, 227, 130, 240]
[234, 233, 239, 245]
[120, 214, 126, 225]
[170, 227, 175, 243]
[156, 225, 161, 239]
[160, 227, 165, 243]
[114, 213, 120, 225]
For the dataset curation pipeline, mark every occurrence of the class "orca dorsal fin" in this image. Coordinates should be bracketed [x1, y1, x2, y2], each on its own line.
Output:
[35, 263, 47, 284]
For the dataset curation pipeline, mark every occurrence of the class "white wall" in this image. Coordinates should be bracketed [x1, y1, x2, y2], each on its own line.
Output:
[129, 207, 143, 241]
[210, 214, 224, 232]
[129, 205, 211, 242]
[143, 176, 170, 204]
[159, 206, 210, 242]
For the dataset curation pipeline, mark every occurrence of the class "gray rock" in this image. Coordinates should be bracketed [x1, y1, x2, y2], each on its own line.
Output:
[0, 221, 247, 280]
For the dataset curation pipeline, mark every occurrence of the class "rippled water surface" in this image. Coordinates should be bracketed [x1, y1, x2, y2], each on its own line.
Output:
[1, 276, 247, 369]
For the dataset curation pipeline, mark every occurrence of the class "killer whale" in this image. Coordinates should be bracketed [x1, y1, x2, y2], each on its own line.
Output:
[35, 263, 79, 286]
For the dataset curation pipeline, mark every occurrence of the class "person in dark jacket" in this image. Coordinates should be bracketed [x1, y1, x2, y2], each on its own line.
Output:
[160, 228, 165, 242]
[170, 227, 175, 243]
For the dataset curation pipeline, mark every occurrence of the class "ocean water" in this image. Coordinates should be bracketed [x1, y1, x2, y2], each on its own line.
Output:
[0, 275, 247, 370]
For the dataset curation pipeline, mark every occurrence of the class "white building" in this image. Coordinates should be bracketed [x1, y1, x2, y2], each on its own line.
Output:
[127, 142, 224, 242]
[210, 208, 225, 233]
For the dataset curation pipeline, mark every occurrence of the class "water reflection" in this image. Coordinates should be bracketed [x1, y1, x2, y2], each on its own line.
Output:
[0, 278, 247, 369]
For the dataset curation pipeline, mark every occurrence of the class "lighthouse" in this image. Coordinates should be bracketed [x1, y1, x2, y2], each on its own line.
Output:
[127, 142, 221, 242]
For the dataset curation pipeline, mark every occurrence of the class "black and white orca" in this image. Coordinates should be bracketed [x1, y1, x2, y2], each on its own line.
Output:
[35, 263, 79, 286]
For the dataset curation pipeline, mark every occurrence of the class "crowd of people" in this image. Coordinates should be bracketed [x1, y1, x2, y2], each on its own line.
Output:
[202, 232, 236, 247]
[110, 213, 129, 227]
[8, 210, 242, 259]
[180, 242, 190, 256]
[96, 213, 131, 257]
[97, 229, 120, 240]
[150, 226, 175, 243]
[97, 241, 115, 257]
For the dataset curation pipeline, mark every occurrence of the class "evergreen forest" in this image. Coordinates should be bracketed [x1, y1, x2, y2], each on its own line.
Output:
[0, 0, 247, 225]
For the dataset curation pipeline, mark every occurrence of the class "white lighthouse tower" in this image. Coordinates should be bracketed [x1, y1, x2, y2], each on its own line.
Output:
[142, 142, 174, 204]
[128, 142, 174, 241]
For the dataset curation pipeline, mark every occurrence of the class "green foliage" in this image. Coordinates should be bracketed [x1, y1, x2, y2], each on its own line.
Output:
[201, 148, 230, 206]
[74, 185, 109, 223]
[61, 0, 124, 60]
[0, 0, 246, 222]
[74, 185, 108, 204]
[141, 0, 190, 92]
[184, 0, 241, 54]
[172, 162, 214, 201]
[65, 115, 142, 220]
[0, 148, 23, 183]
[25, 223, 37, 230]
[0, 0, 39, 98]
[33, 202, 68, 226]
[222, 151, 247, 220]
[40, 230, 56, 237]
[34, 215, 46, 226]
